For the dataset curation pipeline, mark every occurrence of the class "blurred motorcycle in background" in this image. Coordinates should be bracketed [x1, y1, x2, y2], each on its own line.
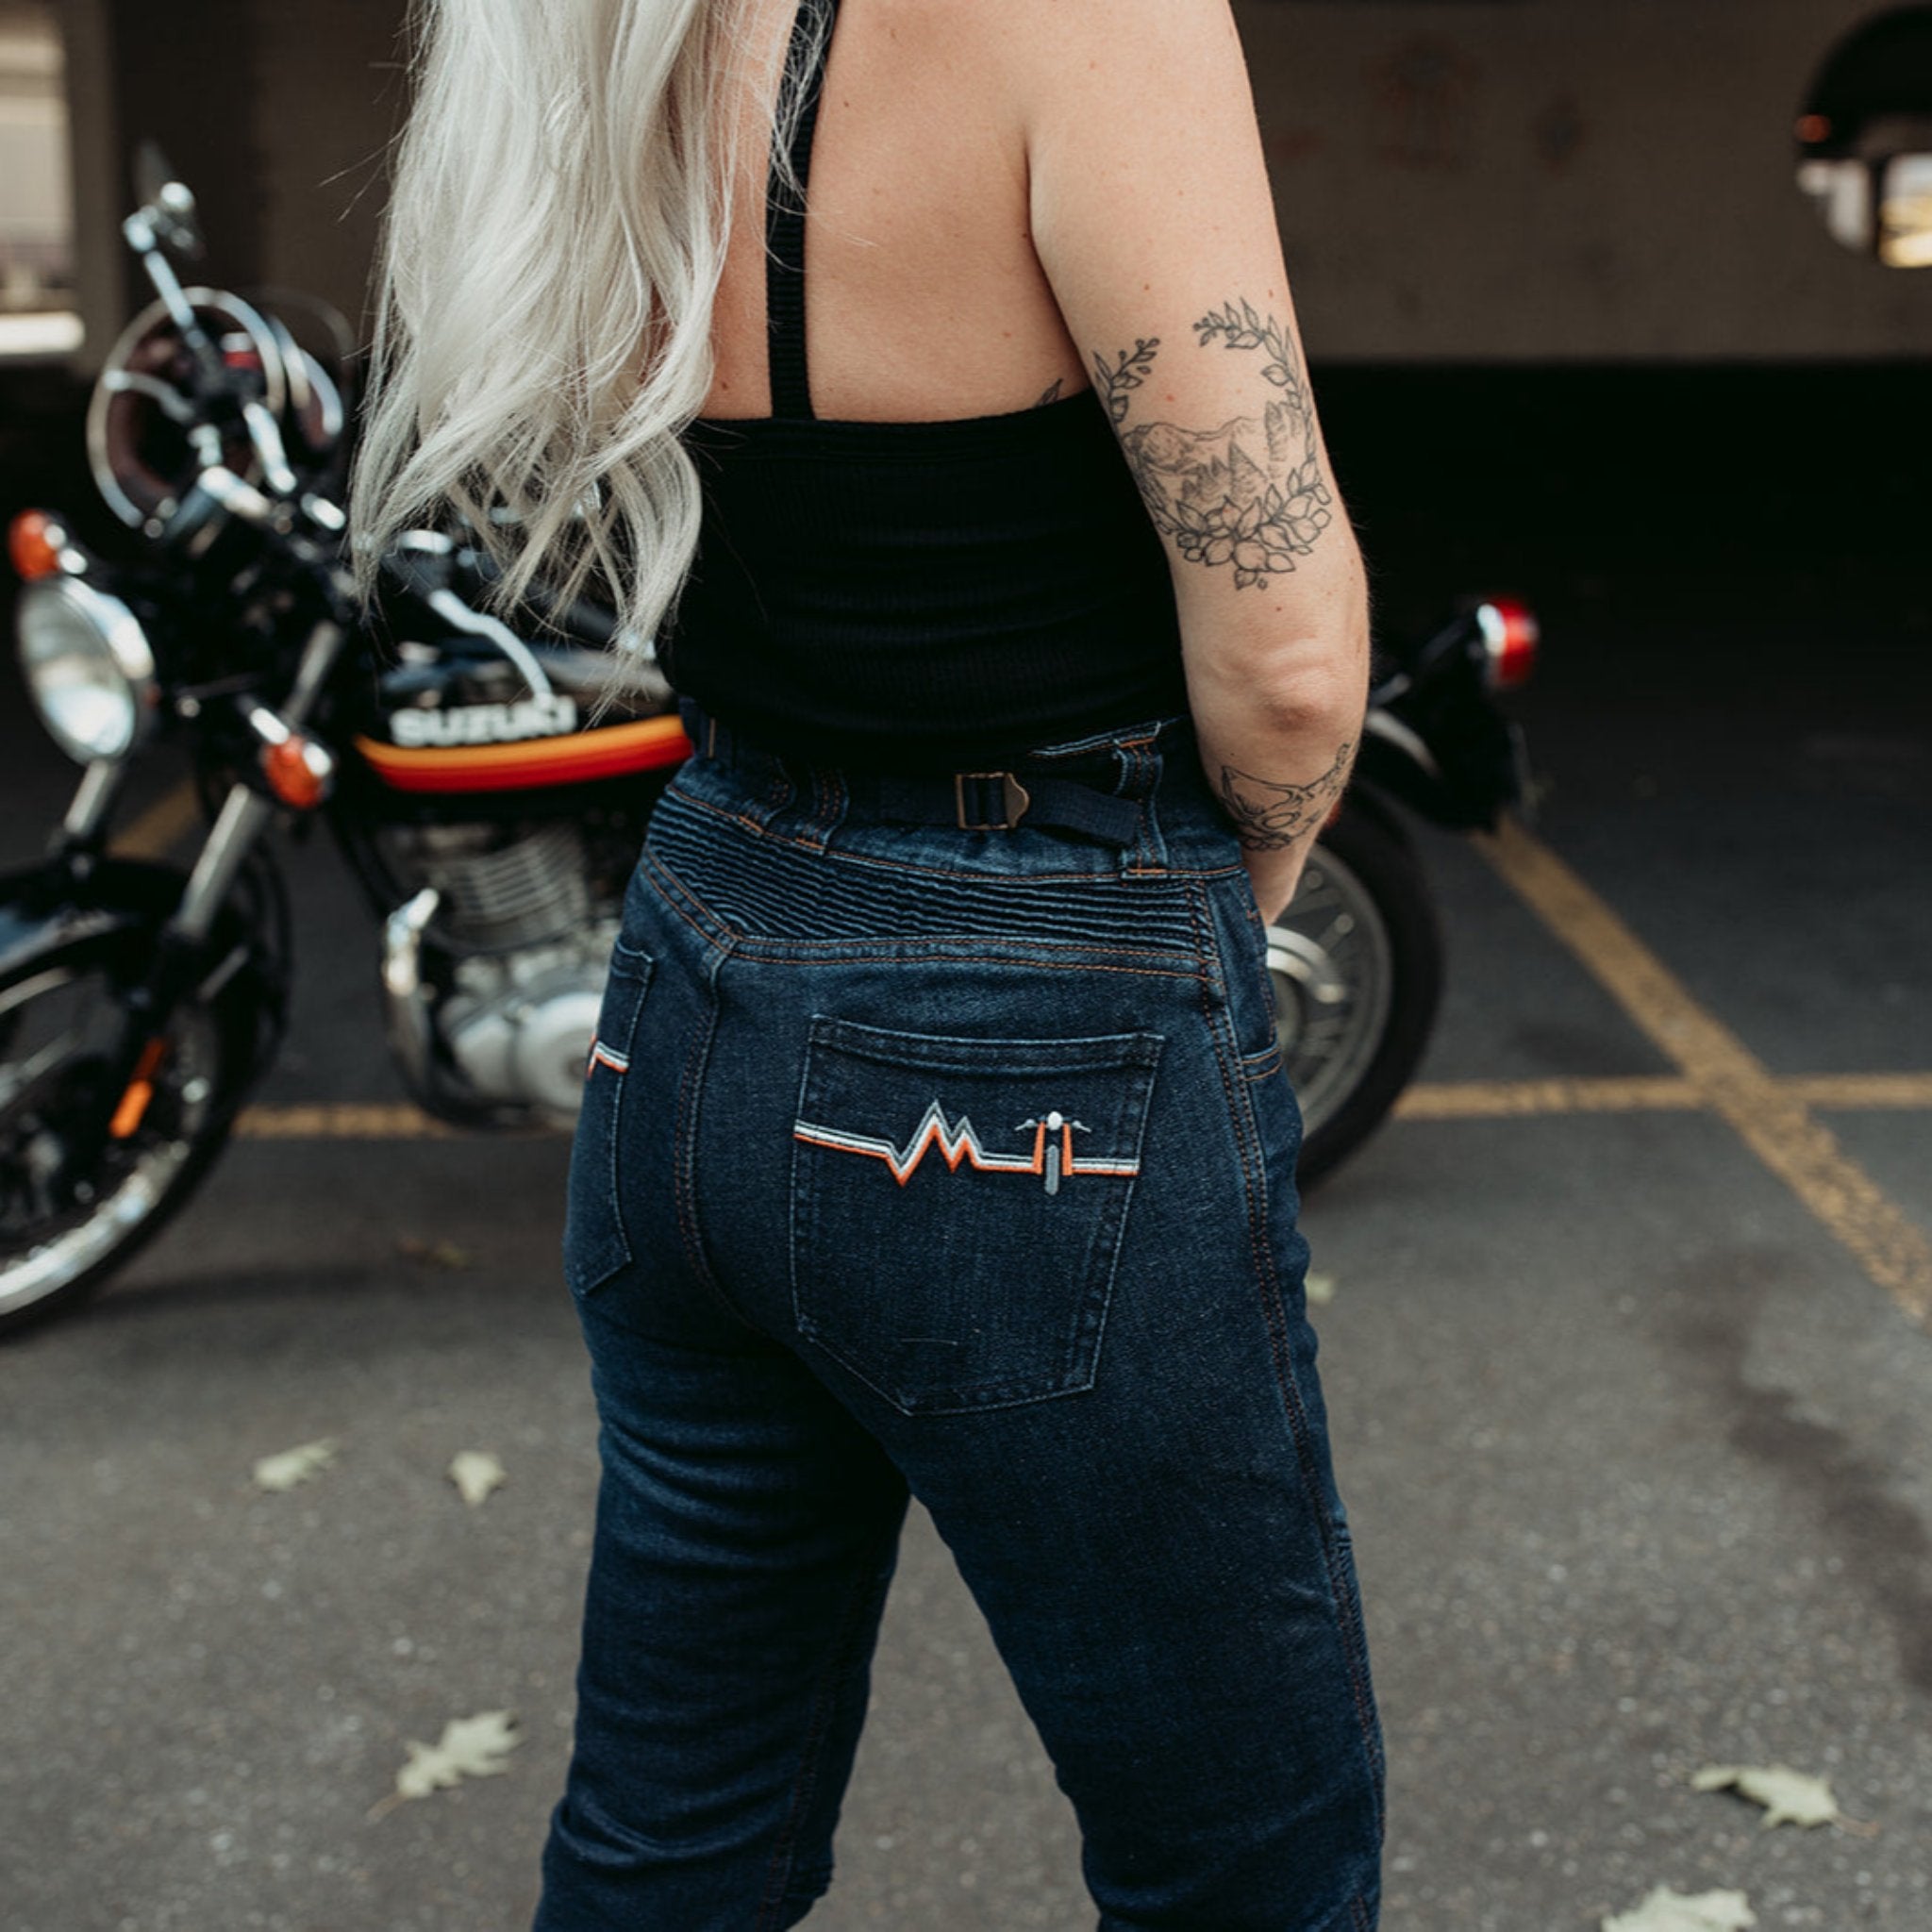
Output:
[0, 145, 1537, 1334]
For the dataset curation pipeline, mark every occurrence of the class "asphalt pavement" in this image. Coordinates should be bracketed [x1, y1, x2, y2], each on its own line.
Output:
[2, 371, 1929, 1930]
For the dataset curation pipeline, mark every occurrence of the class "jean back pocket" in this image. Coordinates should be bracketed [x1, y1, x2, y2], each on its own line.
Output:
[563, 941, 655, 1295]
[789, 1016, 1162, 1415]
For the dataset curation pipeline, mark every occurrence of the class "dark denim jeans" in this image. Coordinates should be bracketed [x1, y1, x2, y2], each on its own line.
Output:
[533, 710, 1384, 1931]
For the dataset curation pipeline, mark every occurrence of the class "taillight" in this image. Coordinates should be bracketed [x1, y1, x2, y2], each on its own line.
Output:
[8, 509, 69, 583]
[1476, 599, 1540, 690]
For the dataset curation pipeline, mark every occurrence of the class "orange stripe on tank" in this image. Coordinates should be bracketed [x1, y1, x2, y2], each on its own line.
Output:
[355, 715, 691, 793]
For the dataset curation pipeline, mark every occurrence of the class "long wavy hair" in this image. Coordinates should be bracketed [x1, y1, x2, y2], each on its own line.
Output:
[348, 0, 825, 671]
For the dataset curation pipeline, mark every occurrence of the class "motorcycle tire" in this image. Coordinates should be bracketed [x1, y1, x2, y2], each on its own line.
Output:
[0, 933, 255, 1338]
[1269, 792, 1444, 1186]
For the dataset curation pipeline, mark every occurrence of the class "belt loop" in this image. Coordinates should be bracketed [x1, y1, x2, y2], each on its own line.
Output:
[1121, 733, 1169, 873]
[791, 763, 847, 853]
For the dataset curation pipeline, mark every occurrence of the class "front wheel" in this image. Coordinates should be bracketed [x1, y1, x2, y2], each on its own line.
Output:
[0, 939, 250, 1336]
[1270, 795, 1443, 1185]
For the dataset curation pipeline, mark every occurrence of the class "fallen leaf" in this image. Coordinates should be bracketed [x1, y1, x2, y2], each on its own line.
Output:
[398, 1236, 474, 1271]
[1305, 1272, 1338, 1307]
[394, 1711, 521, 1801]
[448, 1450, 507, 1508]
[252, 1438, 340, 1492]
[1602, 1887, 1756, 1932]
[1691, 1763, 1842, 1829]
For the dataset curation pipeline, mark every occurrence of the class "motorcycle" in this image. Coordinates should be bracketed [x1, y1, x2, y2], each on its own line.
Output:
[0, 148, 1535, 1336]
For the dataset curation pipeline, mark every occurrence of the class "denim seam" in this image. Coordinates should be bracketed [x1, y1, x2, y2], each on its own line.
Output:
[753, 1518, 901, 1930]
[594, 956, 654, 1287]
[671, 784, 1243, 882]
[708, 932, 1204, 968]
[727, 946, 1207, 984]
[641, 843, 739, 952]
[671, 932, 762, 1334]
[1190, 878, 1386, 1839]
[680, 787, 775, 845]
[641, 852, 1215, 981]
[643, 853, 1215, 983]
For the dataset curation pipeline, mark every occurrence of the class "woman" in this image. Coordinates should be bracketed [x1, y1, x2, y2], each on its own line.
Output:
[352, 0, 1382, 1924]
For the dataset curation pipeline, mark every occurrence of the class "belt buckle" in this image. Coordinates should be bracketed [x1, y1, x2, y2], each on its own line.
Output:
[955, 770, 1032, 830]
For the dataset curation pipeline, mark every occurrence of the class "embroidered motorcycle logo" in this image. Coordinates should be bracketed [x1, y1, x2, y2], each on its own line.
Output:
[793, 1101, 1138, 1195]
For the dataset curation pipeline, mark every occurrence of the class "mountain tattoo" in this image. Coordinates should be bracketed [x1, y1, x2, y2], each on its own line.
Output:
[1092, 301, 1336, 589]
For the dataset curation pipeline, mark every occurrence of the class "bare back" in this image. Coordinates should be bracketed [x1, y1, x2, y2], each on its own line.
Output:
[695, 0, 1370, 919]
[701, 0, 1087, 423]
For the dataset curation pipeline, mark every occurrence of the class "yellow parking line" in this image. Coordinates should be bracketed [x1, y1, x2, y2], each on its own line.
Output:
[115, 780, 201, 859]
[1395, 1076, 1702, 1120]
[1786, 1073, 1932, 1110]
[1397, 1072, 1932, 1120]
[236, 1104, 459, 1141]
[1477, 817, 1932, 1328]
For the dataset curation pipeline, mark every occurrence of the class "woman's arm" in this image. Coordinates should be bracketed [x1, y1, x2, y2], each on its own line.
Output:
[1009, 0, 1370, 919]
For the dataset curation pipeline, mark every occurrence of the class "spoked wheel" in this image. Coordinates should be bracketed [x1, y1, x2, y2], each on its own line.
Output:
[1268, 796, 1443, 1184]
[0, 945, 242, 1336]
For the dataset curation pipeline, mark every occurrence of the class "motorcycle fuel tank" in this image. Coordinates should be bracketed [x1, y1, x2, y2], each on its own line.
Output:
[352, 636, 691, 796]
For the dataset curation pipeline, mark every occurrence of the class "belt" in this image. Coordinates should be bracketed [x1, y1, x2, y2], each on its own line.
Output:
[678, 701, 1144, 848]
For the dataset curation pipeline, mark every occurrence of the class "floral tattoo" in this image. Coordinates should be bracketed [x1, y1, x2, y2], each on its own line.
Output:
[1092, 300, 1336, 589]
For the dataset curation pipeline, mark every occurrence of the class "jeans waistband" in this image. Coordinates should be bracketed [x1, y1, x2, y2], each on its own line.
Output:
[675, 700, 1194, 852]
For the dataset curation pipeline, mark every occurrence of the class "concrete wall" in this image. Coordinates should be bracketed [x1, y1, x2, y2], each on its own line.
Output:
[61, 0, 402, 366]
[56, 0, 1932, 373]
[1241, 0, 1932, 359]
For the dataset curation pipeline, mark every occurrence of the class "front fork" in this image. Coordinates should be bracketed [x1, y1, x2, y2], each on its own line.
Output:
[54, 760, 128, 857]
[66, 620, 345, 1148]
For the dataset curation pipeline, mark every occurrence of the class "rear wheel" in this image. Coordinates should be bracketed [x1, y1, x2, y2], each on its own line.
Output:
[0, 942, 246, 1336]
[1270, 796, 1443, 1184]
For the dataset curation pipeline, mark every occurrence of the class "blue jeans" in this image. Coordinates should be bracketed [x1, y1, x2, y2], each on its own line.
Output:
[534, 709, 1384, 1930]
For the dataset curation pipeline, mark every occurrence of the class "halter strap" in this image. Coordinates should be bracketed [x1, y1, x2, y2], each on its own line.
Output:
[767, 0, 839, 420]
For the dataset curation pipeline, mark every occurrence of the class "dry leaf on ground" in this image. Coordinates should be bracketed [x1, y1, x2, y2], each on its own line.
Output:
[1602, 1887, 1756, 1932]
[252, 1438, 340, 1492]
[1691, 1763, 1845, 1829]
[370, 1711, 522, 1819]
[448, 1450, 508, 1508]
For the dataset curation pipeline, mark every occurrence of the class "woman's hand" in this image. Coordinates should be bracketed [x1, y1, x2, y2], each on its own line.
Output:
[1241, 842, 1307, 927]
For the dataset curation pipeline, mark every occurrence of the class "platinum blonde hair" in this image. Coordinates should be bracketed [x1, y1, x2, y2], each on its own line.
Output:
[348, 0, 826, 675]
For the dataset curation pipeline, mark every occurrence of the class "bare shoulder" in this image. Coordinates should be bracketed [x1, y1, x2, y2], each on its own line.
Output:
[960, 0, 1250, 111]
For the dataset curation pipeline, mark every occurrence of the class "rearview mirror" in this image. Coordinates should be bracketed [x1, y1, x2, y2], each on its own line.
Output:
[132, 139, 204, 259]
[1878, 150, 1932, 264]
[1795, 6, 1932, 266]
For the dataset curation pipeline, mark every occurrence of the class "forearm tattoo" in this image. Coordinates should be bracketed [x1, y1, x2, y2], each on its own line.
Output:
[1092, 300, 1336, 588]
[1217, 740, 1355, 850]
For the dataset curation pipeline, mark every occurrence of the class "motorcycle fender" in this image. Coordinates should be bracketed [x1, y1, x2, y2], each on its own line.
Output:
[1357, 708, 1516, 832]
[0, 857, 285, 1087]
[0, 856, 192, 984]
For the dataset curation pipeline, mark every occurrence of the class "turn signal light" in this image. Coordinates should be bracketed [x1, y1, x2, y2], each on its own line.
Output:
[261, 734, 335, 810]
[1476, 599, 1541, 691]
[8, 510, 68, 582]
[109, 1037, 170, 1141]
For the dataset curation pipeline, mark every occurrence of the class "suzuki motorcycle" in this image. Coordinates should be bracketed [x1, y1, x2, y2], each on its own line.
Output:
[0, 149, 1535, 1335]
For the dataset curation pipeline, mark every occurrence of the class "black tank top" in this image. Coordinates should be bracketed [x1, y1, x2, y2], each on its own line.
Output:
[661, 0, 1187, 774]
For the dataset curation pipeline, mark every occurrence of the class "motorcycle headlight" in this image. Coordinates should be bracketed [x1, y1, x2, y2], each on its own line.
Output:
[15, 576, 160, 764]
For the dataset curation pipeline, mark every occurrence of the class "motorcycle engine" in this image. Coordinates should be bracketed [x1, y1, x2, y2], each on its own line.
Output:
[377, 822, 619, 1124]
